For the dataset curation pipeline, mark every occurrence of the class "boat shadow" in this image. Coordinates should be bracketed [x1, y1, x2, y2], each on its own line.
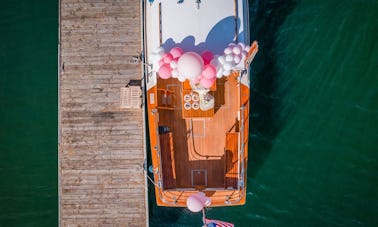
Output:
[248, 0, 297, 178]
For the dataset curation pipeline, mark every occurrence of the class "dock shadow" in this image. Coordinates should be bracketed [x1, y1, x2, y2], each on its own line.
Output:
[248, 0, 297, 177]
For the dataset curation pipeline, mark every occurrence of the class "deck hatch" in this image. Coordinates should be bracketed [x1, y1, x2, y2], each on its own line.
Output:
[191, 169, 207, 187]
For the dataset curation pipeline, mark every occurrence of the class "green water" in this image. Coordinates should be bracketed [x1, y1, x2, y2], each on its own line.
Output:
[0, 0, 377, 226]
[149, 0, 378, 226]
[0, 0, 58, 226]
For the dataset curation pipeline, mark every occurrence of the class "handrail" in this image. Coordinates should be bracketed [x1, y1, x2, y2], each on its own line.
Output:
[225, 68, 249, 204]
[225, 104, 246, 204]
[151, 109, 178, 205]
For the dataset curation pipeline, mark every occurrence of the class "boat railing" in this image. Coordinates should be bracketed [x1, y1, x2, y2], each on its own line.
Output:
[161, 188, 242, 203]
[152, 109, 178, 205]
[226, 103, 247, 204]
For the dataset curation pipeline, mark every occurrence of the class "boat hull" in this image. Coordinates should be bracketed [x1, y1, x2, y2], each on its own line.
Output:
[143, 0, 252, 207]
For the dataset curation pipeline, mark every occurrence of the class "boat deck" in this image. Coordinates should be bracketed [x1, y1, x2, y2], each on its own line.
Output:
[58, 0, 147, 226]
[156, 74, 240, 189]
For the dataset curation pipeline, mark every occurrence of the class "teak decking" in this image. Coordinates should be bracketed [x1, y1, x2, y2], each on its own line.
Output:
[147, 72, 249, 207]
[58, 0, 147, 226]
[156, 74, 240, 189]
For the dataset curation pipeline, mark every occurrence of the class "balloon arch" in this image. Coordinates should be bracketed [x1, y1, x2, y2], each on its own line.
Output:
[149, 42, 251, 88]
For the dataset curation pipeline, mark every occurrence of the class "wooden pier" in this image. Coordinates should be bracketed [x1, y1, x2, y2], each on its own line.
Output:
[58, 0, 147, 226]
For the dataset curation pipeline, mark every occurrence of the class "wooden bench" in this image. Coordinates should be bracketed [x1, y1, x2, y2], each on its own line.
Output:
[159, 132, 176, 189]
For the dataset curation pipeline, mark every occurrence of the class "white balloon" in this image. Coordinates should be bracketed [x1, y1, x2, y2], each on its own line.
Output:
[153, 53, 163, 62]
[245, 45, 251, 52]
[157, 51, 164, 59]
[224, 47, 232, 55]
[223, 70, 231, 76]
[234, 55, 241, 64]
[232, 46, 241, 55]
[178, 76, 186, 82]
[170, 60, 178, 69]
[148, 54, 155, 64]
[216, 67, 224, 78]
[228, 43, 236, 48]
[223, 62, 232, 70]
[225, 54, 234, 62]
[151, 55, 161, 71]
[172, 69, 179, 78]
[238, 42, 246, 50]
[154, 47, 164, 55]
[218, 55, 226, 65]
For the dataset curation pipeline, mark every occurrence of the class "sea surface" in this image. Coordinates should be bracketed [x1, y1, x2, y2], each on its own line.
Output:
[0, 0, 377, 226]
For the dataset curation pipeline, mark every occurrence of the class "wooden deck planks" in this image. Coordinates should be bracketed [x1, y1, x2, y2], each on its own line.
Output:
[59, 0, 147, 226]
[159, 132, 176, 189]
[156, 76, 239, 188]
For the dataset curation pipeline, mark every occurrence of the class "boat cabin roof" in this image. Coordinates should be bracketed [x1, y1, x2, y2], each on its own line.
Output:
[145, 0, 249, 55]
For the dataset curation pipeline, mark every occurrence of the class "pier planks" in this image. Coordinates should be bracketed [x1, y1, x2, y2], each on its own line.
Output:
[59, 0, 147, 226]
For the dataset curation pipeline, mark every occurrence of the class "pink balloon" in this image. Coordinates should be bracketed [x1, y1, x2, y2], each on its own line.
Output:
[163, 53, 173, 64]
[177, 52, 204, 80]
[193, 74, 203, 84]
[200, 77, 215, 88]
[202, 64, 216, 79]
[158, 59, 165, 67]
[186, 192, 210, 212]
[201, 50, 214, 65]
[158, 63, 172, 79]
[196, 193, 211, 206]
[170, 47, 184, 59]
[186, 195, 204, 212]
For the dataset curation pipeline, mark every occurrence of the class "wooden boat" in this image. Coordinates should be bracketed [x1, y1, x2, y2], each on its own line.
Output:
[143, 0, 258, 207]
